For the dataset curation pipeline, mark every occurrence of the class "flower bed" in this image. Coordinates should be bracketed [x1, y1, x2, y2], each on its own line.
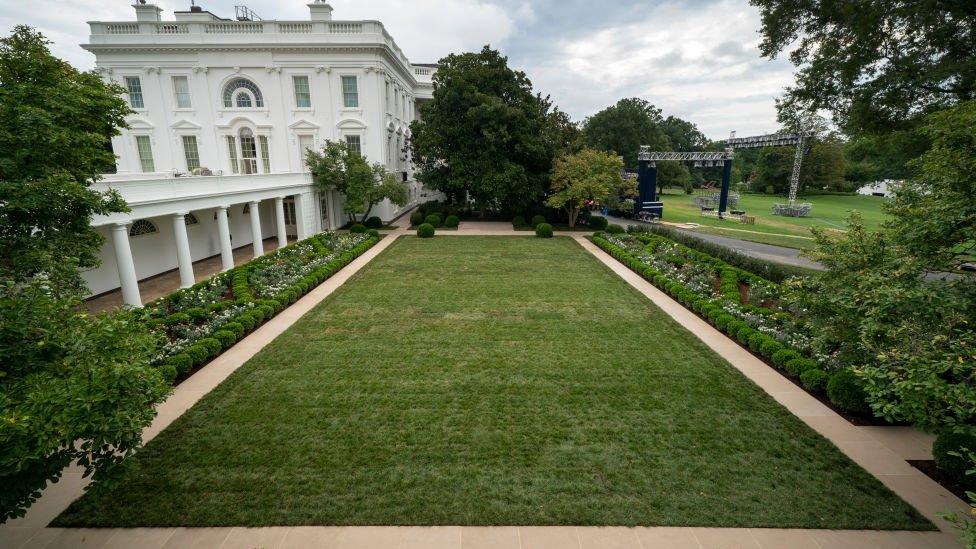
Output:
[142, 231, 379, 383]
[592, 231, 861, 407]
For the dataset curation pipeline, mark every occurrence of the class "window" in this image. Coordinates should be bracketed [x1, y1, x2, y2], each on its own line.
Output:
[222, 77, 264, 108]
[293, 76, 311, 108]
[129, 219, 158, 237]
[227, 135, 239, 174]
[125, 76, 144, 108]
[135, 135, 154, 172]
[242, 203, 250, 214]
[259, 135, 270, 173]
[181, 135, 200, 171]
[184, 213, 199, 226]
[345, 135, 361, 156]
[299, 135, 314, 171]
[172, 76, 191, 108]
[284, 201, 297, 225]
[239, 128, 258, 174]
[341, 76, 358, 108]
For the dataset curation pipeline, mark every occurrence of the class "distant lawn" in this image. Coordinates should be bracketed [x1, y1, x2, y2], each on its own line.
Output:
[658, 192, 889, 249]
[55, 237, 928, 529]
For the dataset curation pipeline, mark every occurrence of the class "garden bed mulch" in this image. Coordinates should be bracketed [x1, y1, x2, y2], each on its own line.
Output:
[909, 460, 971, 501]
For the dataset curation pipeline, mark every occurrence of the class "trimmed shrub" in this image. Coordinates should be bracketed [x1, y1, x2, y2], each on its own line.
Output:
[185, 344, 210, 366]
[223, 322, 245, 339]
[772, 348, 801, 368]
[157, 363, 178, 383]
[184, 307, 208, 322]
[417, 223, 435, 238]
[165, 353, 193, 375]
[410, 210, 424, 226]
[213, 329, 237, 348]
[800, 369, 829, 393]
[736, 325, 756, 344]
[589, 216, 608, 230]
[933, 431, 976, 487]
[199, 337, 222, 358]
[237, 313, 257, 331]
[747, 332, 766, 352]
[349, 223, 367, 234]
[424, 213, 442, 227]
[535, 223, 553, 238]
[162, 313, 190, 326]
[366, 228, 380, 238]
[715, 314, 734, 330]
[530, 214, 547, 228]
[364, 216, 383, 229]
[444, 215, 460, 228]
[512, 215, 526, 227]
[785, 358, 816, 377]
[759, 338, 784, 358]
[606, 224, 625, 234]
[827, 369, 872, 414]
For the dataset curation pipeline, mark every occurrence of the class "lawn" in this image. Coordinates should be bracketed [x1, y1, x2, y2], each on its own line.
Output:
[55, 237, 928, 529]
[658, 192, 889, 249]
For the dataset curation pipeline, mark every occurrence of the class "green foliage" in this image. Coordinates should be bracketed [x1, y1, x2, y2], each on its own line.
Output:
[535, 223, 553, 238]
[364, 216, 383, 229]
[367, 229, 379, 238]
[417, 223, 435, 238]
[933, 431, 976, 488]
[409, 210, 424, 226]
[444, 215, 460, 228]
[307, 139, 407, 222]
[606, 224, 625, 235]
[165, 353, 193, 375]
[589, 216, 608, 230]
[753, 0, 976, 133]
[800, 369, 830, 393]
[546, 148, 632, 227]
[213, 330, 237, 348]
[530, 214, 547, 228]
[512, 215, 526, 227]
[0, 27, 131, 293]
[785, 358, 816, 377]
[424, 213, 442, 227]
[752, 138, 847, 195]
[409, 46, 564, 211]
[349, 224, 367, 234]
[582, 98, 669, 168]
[827, 370, 871, 415]
[772, 349, 801, 367]
[0, 282, 169, 521]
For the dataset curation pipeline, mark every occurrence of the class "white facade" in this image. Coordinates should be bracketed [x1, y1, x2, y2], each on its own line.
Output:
[82, 1, 439, 305]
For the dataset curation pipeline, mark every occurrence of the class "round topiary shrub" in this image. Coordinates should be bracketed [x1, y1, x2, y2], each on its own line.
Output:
[349, 223, 367, 234]
[157, 363, 178, 383]
[366, 228, 380, 238]
[200, 337, 222, 358]
[166, 353, 193, 375]
[785, 357, 816, 377]
[827, 369, 872, 414]
[772, 348, 801, 368]
[162, 312, 191, 326]
[444, 215, 460, 228]
[512, 215, 526, 227]
[424, 213, 442, 227]
[364, 216, 383, 229]
[606, 224, 625, 234]
[213, 329, 237, 348]
[760, 338, 784, 359]
[185, 344, 210, 366]
[800, 369, 830, 393]
[535, 223, 553, 238]
[589, 216, 609, 230]
[417, 223, 435, 238]
[410, 210, 424, 226]
[933, 430, 976, 488]
[223, 322, 245, 339]
[530, 214, 547, 228]
[747, 332, 766, 352]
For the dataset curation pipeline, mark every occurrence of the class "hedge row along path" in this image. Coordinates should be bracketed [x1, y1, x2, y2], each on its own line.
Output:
[0, 226, 965, 549]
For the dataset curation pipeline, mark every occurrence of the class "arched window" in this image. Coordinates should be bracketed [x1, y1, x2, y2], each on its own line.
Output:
[184, 213, 199, 226]
[222, 78, 264, 108]
[129, 219, 158, 237]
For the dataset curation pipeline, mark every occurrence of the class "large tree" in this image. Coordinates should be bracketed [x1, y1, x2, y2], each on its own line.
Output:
[753, 138, 848, 194]
[307, 140, 407, 223]
[0, 27, 169, 521]
[661, 115, 709, 152]
[582, 98, 669, 168]
[545, 149, 632, 227]
[409, 46, 557, 212]
[752, 0, 976, 134]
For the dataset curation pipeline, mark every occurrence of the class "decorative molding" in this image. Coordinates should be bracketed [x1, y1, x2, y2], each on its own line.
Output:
[192, 66, 209, 74]
[314, 65, 330, 74]
[144, 66, 161, 74]
[95, 66, 113, 76]
[232, 66, 241, 73]
[265, 66, 281, 74]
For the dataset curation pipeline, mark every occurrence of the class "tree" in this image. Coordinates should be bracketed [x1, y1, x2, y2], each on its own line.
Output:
[582, 98, 670, 168]
[0, 26, 130, 293]
[307, 140, 407, 223]
[545, 149, 632, 227]
[409, 46, 557, 212]
[0, 28, 170, 521]
[656, 161, 692, 194]
[752, 0, 976, 134]
[752, 138, 848, 194]
[661, 115, 709, 151]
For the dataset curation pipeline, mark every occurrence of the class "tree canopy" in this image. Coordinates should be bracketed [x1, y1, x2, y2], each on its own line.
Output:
[752, 0, 976, 134]
[545, 149, 631, 227]
[409, 46, 561, 212]
[582, 98, 669, 168]
[306, 140, 407, 223]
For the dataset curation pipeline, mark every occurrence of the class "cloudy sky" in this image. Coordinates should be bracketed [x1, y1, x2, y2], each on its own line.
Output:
[0, 0, 798, 139]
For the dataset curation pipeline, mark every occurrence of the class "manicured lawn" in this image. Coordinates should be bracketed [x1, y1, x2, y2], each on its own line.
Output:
[658, 192, 889, 249]
[55, 237, 928, 529]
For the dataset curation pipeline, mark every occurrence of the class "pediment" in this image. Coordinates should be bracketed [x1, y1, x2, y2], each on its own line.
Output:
[127, 116, 155, 130]
[170, 118, 203, 130]
[338, 117, 368, 130]
[288, 119, 321, 130]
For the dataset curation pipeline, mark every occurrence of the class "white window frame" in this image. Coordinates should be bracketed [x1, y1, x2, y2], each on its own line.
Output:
[298, 134, 315, 172]
[172, 75, 192, 109]
[341, 75, 359, 109]
[292, 75, 312, 109]
[134, 134, 154, 172]
[180, 134, 201, 171]
[259, 135, 271, 174]
[124, 76, 144, 109]
[344, 134, 362, 157]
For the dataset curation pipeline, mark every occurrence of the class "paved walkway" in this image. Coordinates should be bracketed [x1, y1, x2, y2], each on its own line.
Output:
[602, 214, 824, 271]
[1, 224, 966, 549]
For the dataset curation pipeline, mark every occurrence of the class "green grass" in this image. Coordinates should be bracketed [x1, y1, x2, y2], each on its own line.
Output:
[55, 237, 928, 529]
[658, 192, 889, 249]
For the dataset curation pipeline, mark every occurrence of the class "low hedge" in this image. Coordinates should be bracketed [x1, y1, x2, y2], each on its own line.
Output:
[424, 214, 442, 227]
[364, 216, 383, 229]
[606, 224, 625, 234]
[512, 215, 526, 227]
[530, 214, 547, 228]
[349, 223, 367, 234]
[444, 215, 460, 228]
[589, 216, 608, 230]
[417, 223, 435, 238]
[535, 223, 553, 238]
[827, 369, 872, 414]
[933, 431, 976, 488]
[410, 210, 424, 226]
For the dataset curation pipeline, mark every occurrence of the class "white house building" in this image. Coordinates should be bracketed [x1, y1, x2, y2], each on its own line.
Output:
[81, 1, 438, 306]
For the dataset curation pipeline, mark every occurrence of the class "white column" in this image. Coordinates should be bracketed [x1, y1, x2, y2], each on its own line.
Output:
[110, 223, 142, 307]
[275, 196, 288, 248]
[249, 200, 264, 257]
[215, 205, 234, 271]
[171, 212, 195, 288]
[294, 192, 311, 240]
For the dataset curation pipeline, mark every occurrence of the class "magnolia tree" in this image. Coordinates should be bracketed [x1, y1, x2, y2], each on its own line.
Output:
[306, 140, 407, 223]
[545, 149, 633, 227]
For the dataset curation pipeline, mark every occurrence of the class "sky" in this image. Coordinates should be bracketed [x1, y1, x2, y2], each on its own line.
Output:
[0, 0, 799, 140]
